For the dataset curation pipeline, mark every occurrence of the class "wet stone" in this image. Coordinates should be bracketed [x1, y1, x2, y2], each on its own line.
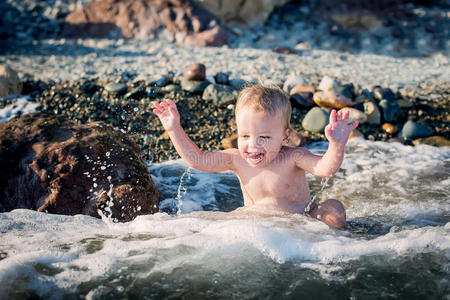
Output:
[339, 107, 367, 124]
[382, 123, 399, 135]
[290, 83, 316, 95]
[181, 78, 209, 94]
[302, 107, 329, 133]
[273, 46, 298, 55]
[290, 93, 314, 109]
[379, 100, 401, 123]
[215, 72, 229, 85]
[184, 63, 206, 81]
[363, 101, 381, 125]
[396, 99, 413, 109]
[401, 120, 433, 139]
[373, 86, 396, 102]
[318, 76, 338, 92]
[125, 86, 146, 100]
[154, 76, 169, 87]
[147, 87, 159, 98]
[105, 82, 127, 94]
[229, 78, 247, 91]
[161, 84, 180, 93]
[335, 83, 355, 99]
[202, 84, 237, 106]
[313, 91, 353, 109]
[283, 74, 308, 93]
[413, 136, 450, 147]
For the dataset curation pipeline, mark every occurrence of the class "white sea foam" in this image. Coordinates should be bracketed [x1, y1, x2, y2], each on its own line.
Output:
[0, 140, 449, 297]
[0, 96, 41, 122]
[0, 208, 448, 298]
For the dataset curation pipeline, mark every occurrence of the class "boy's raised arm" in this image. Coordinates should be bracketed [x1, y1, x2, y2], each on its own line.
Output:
[153, 99, 235, 172]
[296, 109, 358, 178]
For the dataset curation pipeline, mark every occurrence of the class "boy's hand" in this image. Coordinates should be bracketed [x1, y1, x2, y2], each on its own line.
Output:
[152, 99, 180, 131]
[325, 109, 359, 145]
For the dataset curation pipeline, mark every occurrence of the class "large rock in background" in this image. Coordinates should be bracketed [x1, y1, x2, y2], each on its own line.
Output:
[200, 0, 290, 25]
[0, 113, 160, 222]
[62, 0, 232, 46]
[0, 65, 22, 97]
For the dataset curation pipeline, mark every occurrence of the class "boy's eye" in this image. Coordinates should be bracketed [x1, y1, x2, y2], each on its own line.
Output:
[240, 135, 249, 138]
[261, 136, 270, 139]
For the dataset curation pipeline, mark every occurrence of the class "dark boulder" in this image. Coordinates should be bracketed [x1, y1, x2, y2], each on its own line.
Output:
[0, 113, 160, 222]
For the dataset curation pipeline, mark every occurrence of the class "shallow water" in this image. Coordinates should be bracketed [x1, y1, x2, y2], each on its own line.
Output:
[1, 139, 449, 299]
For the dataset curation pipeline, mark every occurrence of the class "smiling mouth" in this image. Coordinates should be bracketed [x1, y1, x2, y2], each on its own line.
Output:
[245, 152, 264, 164]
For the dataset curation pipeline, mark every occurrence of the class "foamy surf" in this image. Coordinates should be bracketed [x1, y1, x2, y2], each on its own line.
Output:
[0, 140, 449, 298]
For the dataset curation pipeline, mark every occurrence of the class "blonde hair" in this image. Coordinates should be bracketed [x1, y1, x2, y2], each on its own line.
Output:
[235, 84, 292, 129]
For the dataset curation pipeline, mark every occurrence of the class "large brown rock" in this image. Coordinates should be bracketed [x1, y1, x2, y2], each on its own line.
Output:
[62, 0, 232, 47]
[0, 65, 22, 97]
[200, 0, 290, 25]
[0, 113, 160, 222]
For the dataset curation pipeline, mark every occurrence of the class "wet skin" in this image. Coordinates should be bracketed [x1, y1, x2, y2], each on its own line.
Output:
[153, 99, 358, 229]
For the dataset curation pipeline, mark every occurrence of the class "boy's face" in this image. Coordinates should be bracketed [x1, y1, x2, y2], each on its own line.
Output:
[236, 107, 289, 167]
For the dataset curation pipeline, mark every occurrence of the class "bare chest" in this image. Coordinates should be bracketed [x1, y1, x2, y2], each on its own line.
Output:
[236, 164, 308, 204]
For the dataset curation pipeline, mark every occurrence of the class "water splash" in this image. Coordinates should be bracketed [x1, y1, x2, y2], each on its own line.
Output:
[176, 167, 192, 216]
[309, 177, 330, 208]
[97, 175, 116, 224]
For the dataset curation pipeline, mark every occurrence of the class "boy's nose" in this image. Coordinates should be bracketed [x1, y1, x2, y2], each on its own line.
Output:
[248, 137, 260, 149]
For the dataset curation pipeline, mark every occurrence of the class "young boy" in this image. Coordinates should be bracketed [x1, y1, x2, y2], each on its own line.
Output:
[153, 85, 358, 229]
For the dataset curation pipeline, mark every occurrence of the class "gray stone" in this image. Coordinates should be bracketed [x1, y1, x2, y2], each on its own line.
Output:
[363, 101, 381, 125]
[335, 83, 355, 99]
[161, 84, 181, 93]
[283, 74, 308, 92]
[379, 99, 401, 122]
[339, 107, 367, 124]
[154, 76, 169, 87]
[105, 82, 127, 94]
[202, 84, 238, 106]
[318, 76, 338, 92]
[215, 72, 229, 85]
[302, 107, 329, 133]
[0, 65, 22, 97]
[125, 86, 145, 99]
[413, 136, 450, 147]
[373, 86, 396, 102]
[229, 78, 247, 90]
[401, 120, 433, 139]
[181, 78, 210, 94]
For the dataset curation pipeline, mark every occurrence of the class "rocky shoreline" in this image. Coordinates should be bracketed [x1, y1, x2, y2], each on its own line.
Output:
[2, 60, 448, 164]
[1, 1, 449, 221]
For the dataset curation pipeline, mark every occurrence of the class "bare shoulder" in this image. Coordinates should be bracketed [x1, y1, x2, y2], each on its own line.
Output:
[281, 146, 318, 169]
[220, 148, 242, 170]
[281, 146, 312, 160]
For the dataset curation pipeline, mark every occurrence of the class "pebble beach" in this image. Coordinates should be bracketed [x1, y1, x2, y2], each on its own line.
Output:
[1, 2, 450, 298]
[1, 1, 449, 163]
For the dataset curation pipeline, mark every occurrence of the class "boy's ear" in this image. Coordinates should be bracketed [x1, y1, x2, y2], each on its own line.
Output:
[283, 128, 291, 146]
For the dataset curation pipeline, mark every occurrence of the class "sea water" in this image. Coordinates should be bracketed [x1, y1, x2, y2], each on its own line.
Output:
[0, 101, 449, 299]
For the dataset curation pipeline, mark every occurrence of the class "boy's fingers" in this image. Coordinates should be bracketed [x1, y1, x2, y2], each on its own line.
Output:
[330, 109, 337, 125]
[344, 110, 350, 120]
[152, 101, 161, 109]
[352, 120, 359, 129]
